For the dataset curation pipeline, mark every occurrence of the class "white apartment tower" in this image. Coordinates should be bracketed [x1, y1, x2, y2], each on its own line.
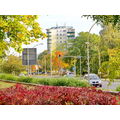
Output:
[46, 26, 75, 52]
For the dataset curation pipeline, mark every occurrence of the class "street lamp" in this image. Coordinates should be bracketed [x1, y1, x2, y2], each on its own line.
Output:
[87, 22, 97, 79]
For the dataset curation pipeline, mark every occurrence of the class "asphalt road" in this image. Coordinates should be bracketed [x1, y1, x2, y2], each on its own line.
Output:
[101, 80, 120, 90]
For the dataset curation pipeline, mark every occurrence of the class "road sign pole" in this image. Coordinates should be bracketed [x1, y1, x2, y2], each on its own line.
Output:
[27, 48, 29, 76]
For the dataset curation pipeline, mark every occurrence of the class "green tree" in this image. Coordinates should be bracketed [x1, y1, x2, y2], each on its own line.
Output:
[38, 50, 50, 72]
[65, 32, 101, 74]
[83, 15, 120, 29]
[0, 15, 46, 55]
[0, 55, 26, 75]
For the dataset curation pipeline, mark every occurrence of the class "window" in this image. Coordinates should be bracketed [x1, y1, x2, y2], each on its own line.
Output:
[60, 41, 62, 43]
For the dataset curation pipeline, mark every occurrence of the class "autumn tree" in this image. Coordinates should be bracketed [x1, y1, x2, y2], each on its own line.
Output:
[99, 49, 120, 81]
[0, 15, 46, 55]
[52, 51, 69, 74]
[98, 23, 120, 79]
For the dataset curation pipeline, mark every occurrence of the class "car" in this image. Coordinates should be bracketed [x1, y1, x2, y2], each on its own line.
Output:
[83, 73, 102, 87]
[66, 71, 75, 77]
[19, 73, 25, 77]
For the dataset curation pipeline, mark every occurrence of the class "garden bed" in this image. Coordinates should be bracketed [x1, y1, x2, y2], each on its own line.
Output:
[0, 84, 119, 105]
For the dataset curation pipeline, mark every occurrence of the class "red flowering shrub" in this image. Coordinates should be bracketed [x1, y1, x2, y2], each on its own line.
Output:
[0, 84, 118, 105]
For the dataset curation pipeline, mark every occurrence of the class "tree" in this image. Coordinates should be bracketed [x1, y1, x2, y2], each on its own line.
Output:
[0, 15, 46, 55]
[99, 49, 120, 81]
[38, 50, 50, 72]
[52, 51, 69, 73]
[83, 15, 120, 29]
[0, 55, 26, 75]
[100, 24, 120, 49]
[65, 32, 101, 74]
[98, 24, 120, 79]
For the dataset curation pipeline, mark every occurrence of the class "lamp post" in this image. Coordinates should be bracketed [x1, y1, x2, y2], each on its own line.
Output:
[87, 22, 97, 79]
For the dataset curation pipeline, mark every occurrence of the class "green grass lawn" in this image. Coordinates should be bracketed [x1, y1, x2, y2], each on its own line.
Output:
[0, 81, 15, 89]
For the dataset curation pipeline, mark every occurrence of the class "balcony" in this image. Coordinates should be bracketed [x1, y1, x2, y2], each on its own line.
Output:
[67, 35, 75, 37]
[46, 32, 51, 34]
[67, 32, 75, 34]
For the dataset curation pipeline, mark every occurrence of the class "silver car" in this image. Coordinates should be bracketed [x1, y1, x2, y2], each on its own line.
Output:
[84, 74, 102, 87]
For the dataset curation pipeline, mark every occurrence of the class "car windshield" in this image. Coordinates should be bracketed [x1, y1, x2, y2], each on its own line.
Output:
[89, 76, 99, 80]
[84, 74, 99, 80]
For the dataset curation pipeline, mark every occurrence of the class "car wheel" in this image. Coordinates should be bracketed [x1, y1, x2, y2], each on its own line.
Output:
[99, 84, 102, 87]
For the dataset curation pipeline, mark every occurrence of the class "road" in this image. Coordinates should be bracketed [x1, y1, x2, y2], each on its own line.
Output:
[101, 80, 120, 90]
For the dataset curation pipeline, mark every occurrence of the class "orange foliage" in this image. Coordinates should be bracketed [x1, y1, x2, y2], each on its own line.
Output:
[52, 51, 68, 70]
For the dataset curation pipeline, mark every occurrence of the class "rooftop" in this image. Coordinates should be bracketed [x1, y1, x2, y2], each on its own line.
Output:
[49, 26, 73, 29]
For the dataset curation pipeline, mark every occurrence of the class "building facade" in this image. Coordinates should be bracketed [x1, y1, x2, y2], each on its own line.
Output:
[46, 26, 75, 52]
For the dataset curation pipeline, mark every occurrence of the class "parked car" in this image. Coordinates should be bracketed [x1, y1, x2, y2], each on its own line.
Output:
[84, 73, 102, 87]
[19, 73, 25, 77]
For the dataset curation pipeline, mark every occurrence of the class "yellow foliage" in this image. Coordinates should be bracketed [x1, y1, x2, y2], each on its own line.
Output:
[17, 33, 24, 38]
[108, 49, 120, 57]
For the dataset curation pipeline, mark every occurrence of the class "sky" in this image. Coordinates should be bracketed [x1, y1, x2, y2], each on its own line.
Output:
[23, 15, 102, 55]
[5, 0, 119, 56]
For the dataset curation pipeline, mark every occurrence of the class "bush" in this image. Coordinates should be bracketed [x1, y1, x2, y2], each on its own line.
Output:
[0, 84, 118, 105]
[0, 74, 18, 81]
[0, 74, 89, 87]
[34, 77, 89, 87]
[17, 76, 33, 83]
[116, 86, 120, 91]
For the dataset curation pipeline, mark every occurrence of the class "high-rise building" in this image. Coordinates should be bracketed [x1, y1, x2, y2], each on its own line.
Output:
[46, 26, 75, 52]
